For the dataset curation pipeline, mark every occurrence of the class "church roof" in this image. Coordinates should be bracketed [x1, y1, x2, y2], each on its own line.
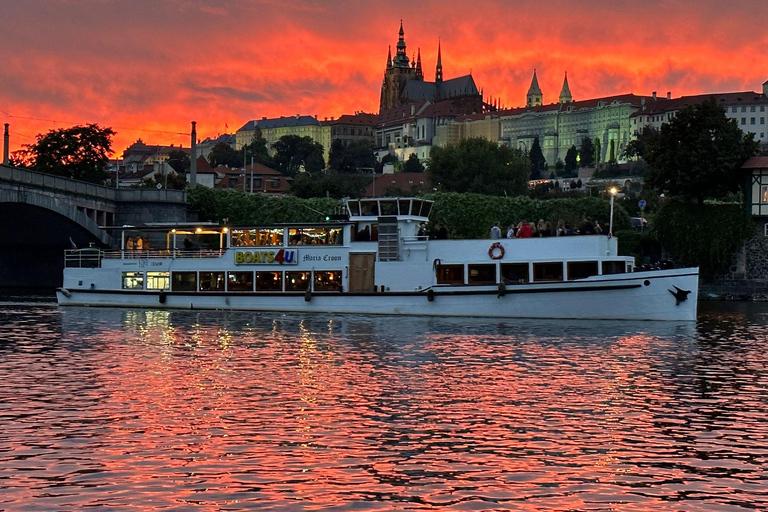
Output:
[402, 74, 479, 103]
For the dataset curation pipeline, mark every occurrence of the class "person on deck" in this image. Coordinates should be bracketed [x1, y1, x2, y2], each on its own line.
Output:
[490, 222, 502, 239]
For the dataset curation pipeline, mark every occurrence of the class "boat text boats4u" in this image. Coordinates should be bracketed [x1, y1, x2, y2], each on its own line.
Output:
[57, 197, 699, 321]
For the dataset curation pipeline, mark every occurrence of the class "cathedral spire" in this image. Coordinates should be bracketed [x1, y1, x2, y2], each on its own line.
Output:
[393, 20, 409, 68]
[559, 71, 572, 103]
[416, 47, 423, 79]
[386, 45, 392, 69]
[526, 69, 543, 107]
[435, 38, 443, 84]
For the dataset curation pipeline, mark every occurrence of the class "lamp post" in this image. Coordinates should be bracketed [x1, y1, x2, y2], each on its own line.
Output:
[609, 187, 618, 236]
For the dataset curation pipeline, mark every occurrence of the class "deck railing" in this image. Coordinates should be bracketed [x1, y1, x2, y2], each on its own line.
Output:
[64, 248, 226, 267]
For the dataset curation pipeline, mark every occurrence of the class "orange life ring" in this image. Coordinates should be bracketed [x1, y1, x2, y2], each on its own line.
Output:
[488, 242, 505, 260]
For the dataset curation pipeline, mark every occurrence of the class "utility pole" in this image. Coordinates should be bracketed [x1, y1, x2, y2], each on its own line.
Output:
[189, 121, 197, 187]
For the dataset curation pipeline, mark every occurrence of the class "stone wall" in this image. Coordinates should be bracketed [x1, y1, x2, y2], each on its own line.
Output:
[701, 224, 768, 299]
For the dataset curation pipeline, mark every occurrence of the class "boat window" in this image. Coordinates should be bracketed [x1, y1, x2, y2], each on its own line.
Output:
[172, 271, 197, 291]
[533, 262, 564, 282]
[199, 271, 225, 291]
[227, 271, 254, 291]
[398, 199, 411, 215]
[380, 200, 397, 215]
[288, 227, 341, 245]
[146, 271, 170, 290]
[256, 271, 282, 291]
[347, 200, 361, 217]
[410, 200, 423, 216]
[501, 263, 529, 284]
[122, 271, 144, 289]
[568, 261, 599, 280]
[231, 228, 283, 247]
[314, 271, 342, 291]
[360, 201, 379, 216]
[286, 271, 311, 291]
[602, 261, 627, 275]
[468, 264, 496, 285]
[420, 201, 433, 218]
[436, 264, 464, 285]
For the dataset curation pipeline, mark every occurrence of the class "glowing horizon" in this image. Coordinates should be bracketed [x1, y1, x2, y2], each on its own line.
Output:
[1, 0, 766, 156]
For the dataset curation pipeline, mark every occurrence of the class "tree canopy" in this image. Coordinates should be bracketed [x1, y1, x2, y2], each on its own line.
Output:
[242, 128, 272, 167]
[579, 137, 595, 168]
[208, 142, 241, 168]
[428, 137, 529, 196]
[402, 153, 425, 173]
[11, 124, 114, 184]
[528, 137, 546, 179]
[643, 99, 758, 204]
[166, 149, 190, 174]
[564, 145, 579, 176]
[272, 135, 325, 177]
[328, 139, 376, 173]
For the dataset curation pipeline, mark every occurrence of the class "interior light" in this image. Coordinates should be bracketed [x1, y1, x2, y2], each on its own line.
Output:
[196, 227, 202, 233]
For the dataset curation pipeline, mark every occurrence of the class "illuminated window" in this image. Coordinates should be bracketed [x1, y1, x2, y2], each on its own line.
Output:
[231, 228, 283, 247]
[146, 272, 170, 290]
[286, 271, 311, 291]
[122, 271, 143, 289]
[227, 271, 254, 291]
[256, 271, 282, 291]
[314, 271, 342, 291]
[761, 186, 768, 203]
[172, 271, 197, 291]
[288, 227, 341, 245]
[199, 271, 225, 291]
[436, 264, 464, 285]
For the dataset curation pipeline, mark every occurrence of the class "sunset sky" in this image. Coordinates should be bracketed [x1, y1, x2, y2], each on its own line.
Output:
[1, 0, 767, 155]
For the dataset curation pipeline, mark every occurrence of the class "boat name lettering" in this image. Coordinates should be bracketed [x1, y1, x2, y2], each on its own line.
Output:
[234, 249, 298, 265]
[302, 254, 342, 262]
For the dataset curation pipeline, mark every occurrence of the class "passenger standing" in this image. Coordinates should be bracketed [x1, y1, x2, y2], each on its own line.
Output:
[516, 222, 533, 238]
[506, 224, 516, 238]
[556, 220, 566, 236]
[490, 222, 502, 239]
[125, 236, 134, 251]
[135, 236, 144, 251]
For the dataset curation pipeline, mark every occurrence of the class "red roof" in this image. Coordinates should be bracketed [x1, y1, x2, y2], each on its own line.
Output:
[324, 113, 379, 126]
[742, 156, 768, 169]
[630, 91, 767, 117]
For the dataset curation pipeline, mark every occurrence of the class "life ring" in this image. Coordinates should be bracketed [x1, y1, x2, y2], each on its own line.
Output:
[488, 242, 505, 260]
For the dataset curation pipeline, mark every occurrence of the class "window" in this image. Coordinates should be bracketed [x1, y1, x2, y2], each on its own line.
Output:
[122, 271, 143, 289]
[761, 106, 766, 112]
[761, 118, 765, 124]
[742, 106, 747, 112]
[289, 227, 341, 245]
[501, 263, 529, 284]
[228, 271, 254, 291]
[172, 272, 197, 291]
[533, 262, 563, 281]
[602, 261, 626, 275]
[742, 118, 747, 125]
[761, 185, 768, 203]
[271, 178, 280, 188]
[436, 264, 464, 285]
[286, 271, 311, 291]
[199, 271, 225, 291]
[256, 271, 282, 291]
[254, 178, 263, 188]
[732, 107, 738, 113]
[568, 261, 599, 280]
[231, 228, 283, 247]
[146, 271, 170, 290]
[314, 271, 342, 291]
[751, 106, 756, 112]
[752, 117, 756, 125]
[468, 264, 496, 285]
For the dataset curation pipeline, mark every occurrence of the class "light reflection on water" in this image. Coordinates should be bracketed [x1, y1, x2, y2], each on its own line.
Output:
[1, 300, 767, 511]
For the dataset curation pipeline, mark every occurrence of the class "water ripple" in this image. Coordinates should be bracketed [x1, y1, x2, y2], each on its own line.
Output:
[0, 301, 767, 510]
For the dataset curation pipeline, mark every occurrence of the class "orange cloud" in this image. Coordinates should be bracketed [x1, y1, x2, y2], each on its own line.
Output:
[1, 0, 766, 154]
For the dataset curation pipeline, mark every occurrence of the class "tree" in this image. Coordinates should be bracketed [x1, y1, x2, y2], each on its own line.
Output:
[11, 124, 114, 184]
[166, 149, 190, 174]
[644, 99, 758, 204]
[623, 127, 659, 160]
[428, 137, 529, 196]
[579, 137, 595, 167]
[290, 171, 370, 199]
[208, 142, 241, 168]
[328, 139, 376, 173]
[138, 170, 187, 190]
[272, 135, 325, 177]
[242, 128, 272, 167]
[403, 153, 425, 173]
[529, 137, 546, 179]
[565, 145, 579, 175]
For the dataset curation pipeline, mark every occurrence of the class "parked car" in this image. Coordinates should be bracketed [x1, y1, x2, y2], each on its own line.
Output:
[630, 217, 648, 230]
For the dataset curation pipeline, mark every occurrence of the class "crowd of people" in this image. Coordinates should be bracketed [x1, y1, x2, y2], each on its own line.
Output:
[124, 236, 151, 251]
[490, 218, 603, 239]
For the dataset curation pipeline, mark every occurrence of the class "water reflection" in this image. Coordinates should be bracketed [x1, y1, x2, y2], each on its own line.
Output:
[0, 301, 767, 510]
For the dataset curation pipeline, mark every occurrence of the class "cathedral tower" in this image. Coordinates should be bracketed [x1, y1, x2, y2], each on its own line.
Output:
[526, 69, 543, 107]
[379, 21, 423, 112]
[559, 72, 572, 103]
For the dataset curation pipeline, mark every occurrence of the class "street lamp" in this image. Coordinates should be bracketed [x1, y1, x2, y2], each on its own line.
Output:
[609, 187, 618, 236]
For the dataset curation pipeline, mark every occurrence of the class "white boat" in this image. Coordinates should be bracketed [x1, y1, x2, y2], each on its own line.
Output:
[57, 197, 699, 321]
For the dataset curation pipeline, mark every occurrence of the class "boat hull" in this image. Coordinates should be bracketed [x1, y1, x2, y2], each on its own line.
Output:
[57, 268, 698, 321]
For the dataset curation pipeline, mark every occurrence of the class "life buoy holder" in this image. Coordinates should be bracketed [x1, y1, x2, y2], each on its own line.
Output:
[488, 242, 505, 260]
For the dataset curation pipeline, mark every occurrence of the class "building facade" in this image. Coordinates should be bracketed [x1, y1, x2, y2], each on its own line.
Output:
[235, 115, 325, 156]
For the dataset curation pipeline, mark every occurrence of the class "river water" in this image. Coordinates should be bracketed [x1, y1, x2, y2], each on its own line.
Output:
[1, 297, 767, 511]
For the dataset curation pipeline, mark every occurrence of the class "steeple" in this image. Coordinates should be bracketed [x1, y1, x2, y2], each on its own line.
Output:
[416, 48, 423, 79]
[393, 20, 410, 68]
[386, 46, 392, 69]
[526, 69, 543, 107]
[435, 38, 443, 84]
[559, 72, 572, 103]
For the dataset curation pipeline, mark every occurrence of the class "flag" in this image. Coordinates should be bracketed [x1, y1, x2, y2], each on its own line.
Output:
[69, 237, 77, 249]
